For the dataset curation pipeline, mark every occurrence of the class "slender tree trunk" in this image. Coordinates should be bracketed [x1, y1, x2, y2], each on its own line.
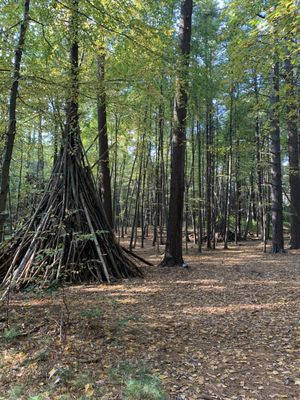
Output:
[153, 120, 159, 248]
[50, 99, 64, 166]
[37, 114, 44, 189]
[197, 121, 202, 252]
[266, 167, 272, 241]
[285, 56, 300, 248]
[270, 60, 284, 253]
[254, 73, 265, 240]
[160, 0, 193, 267]
[160, 105, 168, 244]
[206, 102, 213, 249]
[224, 153, 232, 249]
[16, 141, 24, 221]
[158, 90, 167, 245]
[117, 154, 126, 241]
[0, 0, 30, 241]
[97, 51, 113, 229]
[121, 153, 137, 237]
[243, 182, 253, 240]
[184, 145, 191, 253]
[235, 139, 242, 243]
[153, 103, 161, 247]
[211, 115, 217, 250]
[130, 129, 146, 251]
[140, 142, 150, 248]
[191, 121, 197, 244]
[224, 87, 234, 249]
[235, 173, 241, 244]
[112, 114, 120, 226]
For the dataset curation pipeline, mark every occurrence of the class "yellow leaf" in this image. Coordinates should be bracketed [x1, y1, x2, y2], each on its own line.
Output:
[84, 383, 94, 397]
[159, 374, 167, 380]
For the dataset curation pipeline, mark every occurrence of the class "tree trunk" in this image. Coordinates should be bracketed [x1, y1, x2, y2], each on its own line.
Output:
[270, 61, 284, 253]
[191, 121, 197, 245]
[140, 142, 150, 248]
[224, 87, 234, 249]
[65, 0, 79, 149]
[254, 73, 265, 240]
[97, 51, 113, 229]
[205, 102, 213, 249]
[0, 0, 30, 241]
[130, 127, 146, 251]
[112, 114, 121, 230]
[160, 0, 193, 267]
[37, 114, 45, 190]
[197, 121, 203, 252]
[285, 56, 300, 249]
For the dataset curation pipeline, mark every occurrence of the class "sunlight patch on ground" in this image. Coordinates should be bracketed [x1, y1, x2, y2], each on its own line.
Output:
[182, 301, 296, 316]
[79, 285, 163, 294]
[233, 280, 300, 287]
[175, 279, 221, 284]
[117, 297, 139, 304]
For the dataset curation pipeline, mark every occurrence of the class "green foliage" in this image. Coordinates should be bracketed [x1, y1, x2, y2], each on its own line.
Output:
[124, 377, 167, 400]
[27, 396, 44, 400]
[80, 308, 103, 319]
[109, 361, 135, 383]
[109, 361, 167, 400]
[72, 373, 92, 390]
[118, 314, 140, 327]
[1, 326, 21, 342]
[9, 384, 25, 399]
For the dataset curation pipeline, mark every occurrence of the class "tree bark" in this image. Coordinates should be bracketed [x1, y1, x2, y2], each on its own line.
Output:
[129, 127, 146, 251]
[160, 0, 193, 267]
[97, 51, 113, 229]
[224, 86, 234, 249]
[197, 121, 203, 252]
[65, 0, 79, 149]
[205, 101, 213, 249]
[270, 61, 284, 253]
[254, 73, 265, 241]
[285, 56, 300, 249]
[0, 0, 30, 241]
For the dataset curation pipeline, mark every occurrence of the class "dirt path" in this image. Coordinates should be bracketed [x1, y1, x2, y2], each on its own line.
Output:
[1, 240, 300, 399]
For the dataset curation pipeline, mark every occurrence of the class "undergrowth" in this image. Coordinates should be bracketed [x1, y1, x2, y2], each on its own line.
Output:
[109, 361, 167, 400]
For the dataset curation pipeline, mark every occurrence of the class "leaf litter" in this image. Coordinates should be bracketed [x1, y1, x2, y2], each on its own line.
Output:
[0, 239, 300, 399]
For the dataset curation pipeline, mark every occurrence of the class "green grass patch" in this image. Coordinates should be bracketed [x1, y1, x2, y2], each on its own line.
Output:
[1, 326, 21, 342]
[109, 361, 167, 400]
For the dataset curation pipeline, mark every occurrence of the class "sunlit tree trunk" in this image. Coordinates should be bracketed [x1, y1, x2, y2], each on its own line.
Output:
[224, 86, 234, 249]
[160, 0, 193, 267]
[270, 60, 284, 253]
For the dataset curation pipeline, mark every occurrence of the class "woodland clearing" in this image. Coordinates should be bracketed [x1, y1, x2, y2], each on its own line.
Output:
[1, 239, 300, 400]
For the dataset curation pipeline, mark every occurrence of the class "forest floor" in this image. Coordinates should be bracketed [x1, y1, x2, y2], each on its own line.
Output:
[1, 239, 300, 400]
